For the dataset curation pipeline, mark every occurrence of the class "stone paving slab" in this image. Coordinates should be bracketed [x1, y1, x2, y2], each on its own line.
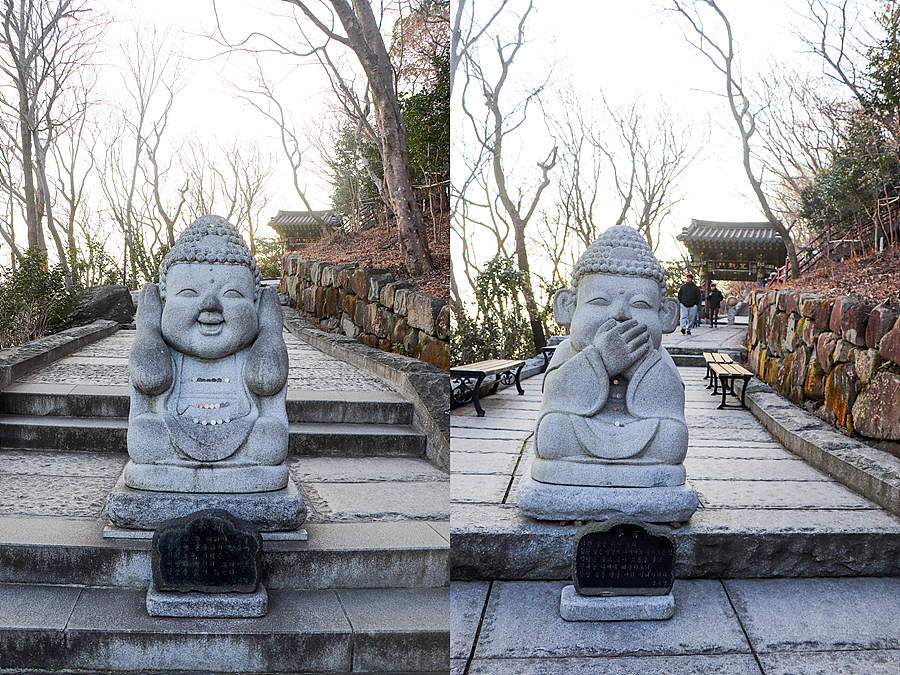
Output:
[462, 654, 763, 675]
[305, 481, 449, 522]
[759, 650, 900, 675]
[451, 582, 489, 661]
[471, 580, 750, 659]
[683, 457, 833, 481]
[661, 322, 748, 352]
[455, 577, 900, 674]
[693, 479, 880, 510]
[723, 577, 900, 653]
[0, 449, 448, 526]
[288, 456, 447, 483]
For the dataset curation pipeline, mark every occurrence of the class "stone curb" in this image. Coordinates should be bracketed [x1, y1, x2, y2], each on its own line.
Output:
[282, 307, 449, 471]
[0, 320, 120, 390]
[745, 378, 900, 517]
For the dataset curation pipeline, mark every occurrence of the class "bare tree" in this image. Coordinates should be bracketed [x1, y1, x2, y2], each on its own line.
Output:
[0, 0, 103, 278]
[231, 58, 331, 237]
[97, 18, 185, 285]
[800, 0, 899, 142]
[450, 0, 509, 96]
[283, 0, 435, 275]
[460, 1, 555, 350]
[752, 63, 854, 238]
[669, 0, 801, 278]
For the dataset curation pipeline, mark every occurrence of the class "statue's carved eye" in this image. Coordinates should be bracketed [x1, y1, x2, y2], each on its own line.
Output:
[588, 296, 610, 306]
[223, 289, 244, 298]
[176, 289, 198, 297]
[631, 299, 652, 309]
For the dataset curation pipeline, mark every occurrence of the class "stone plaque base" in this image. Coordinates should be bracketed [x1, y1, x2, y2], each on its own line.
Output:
[516, 466, 698, 523]
[146, 582, 268, 618]
[559, 585, 675, 621]
[105, 473, 306, 531]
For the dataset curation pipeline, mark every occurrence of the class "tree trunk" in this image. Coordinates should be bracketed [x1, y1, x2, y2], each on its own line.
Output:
[18, 92, 44, 252]
[329, 0, 434, 276]
[514, 221, 546, 351]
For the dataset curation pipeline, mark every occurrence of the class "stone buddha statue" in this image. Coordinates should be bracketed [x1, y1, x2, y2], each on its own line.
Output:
[517, 225, 698, 523]
[125, 215, 290, 494]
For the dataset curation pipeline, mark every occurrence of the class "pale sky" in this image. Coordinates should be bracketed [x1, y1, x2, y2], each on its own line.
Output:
[96, 0, 346, 228]
[452, 0, 864, 291]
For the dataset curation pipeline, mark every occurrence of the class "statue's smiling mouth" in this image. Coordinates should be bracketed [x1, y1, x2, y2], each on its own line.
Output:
[198, 319, 224, 336]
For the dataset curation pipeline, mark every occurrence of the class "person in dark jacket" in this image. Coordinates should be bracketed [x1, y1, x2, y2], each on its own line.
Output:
[707, 283, 724, 327]
[677, 273, 700, 335]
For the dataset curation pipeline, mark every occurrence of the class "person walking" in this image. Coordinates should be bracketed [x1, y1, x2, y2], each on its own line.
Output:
[708, 282, 724, 327]
[678, 273, 700, 335]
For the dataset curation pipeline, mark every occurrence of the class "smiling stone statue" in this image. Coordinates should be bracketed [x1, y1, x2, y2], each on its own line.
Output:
[125, 215, 290, 494]
[517, 225, 698, 523]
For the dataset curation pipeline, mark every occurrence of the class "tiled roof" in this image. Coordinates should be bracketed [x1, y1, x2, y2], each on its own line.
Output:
[677, 219, 783, 245]
[268, 210, 341, 230]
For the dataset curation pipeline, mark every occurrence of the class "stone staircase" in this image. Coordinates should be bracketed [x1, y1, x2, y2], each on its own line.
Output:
[0, 327, 449, 674]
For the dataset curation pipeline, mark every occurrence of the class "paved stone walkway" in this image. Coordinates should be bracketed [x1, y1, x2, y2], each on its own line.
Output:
[451, 329, 900, 674]
[16, 328, 394, 392]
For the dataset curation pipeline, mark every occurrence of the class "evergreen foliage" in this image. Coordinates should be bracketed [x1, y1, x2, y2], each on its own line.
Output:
[0, 248, 76, 348]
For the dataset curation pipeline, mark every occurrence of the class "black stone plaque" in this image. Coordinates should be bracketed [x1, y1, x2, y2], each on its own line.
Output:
[151, 509, 263, 594]
[572, 515, 676, 597]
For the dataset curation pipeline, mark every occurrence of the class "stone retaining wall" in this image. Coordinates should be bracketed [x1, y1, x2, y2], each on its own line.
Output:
[747, 289, 900, 448]
[280, 255, 450, 370]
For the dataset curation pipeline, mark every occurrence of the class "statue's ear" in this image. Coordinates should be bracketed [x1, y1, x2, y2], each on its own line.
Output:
[660, 297, 679, 333]
[552, 288, 575, 327]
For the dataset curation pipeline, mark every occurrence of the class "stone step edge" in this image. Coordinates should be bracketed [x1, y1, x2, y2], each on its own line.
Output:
[0, 320, 119, 390]
[449, 503, 900, 581]
[0, 387, 415, 424]
[0, 414, 425, 437]
[283, 308, 449, 470]
[0, 583, 449, 675]
[745, 379, 900, 517]
[0, 515, 449, 590]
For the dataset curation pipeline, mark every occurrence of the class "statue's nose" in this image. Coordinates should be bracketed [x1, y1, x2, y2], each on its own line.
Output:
[612, 299, 631, 321]
[199, 291, 223, 314]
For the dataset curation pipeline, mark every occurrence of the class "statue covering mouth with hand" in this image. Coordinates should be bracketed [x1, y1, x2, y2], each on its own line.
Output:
[517, 225, 698, 523]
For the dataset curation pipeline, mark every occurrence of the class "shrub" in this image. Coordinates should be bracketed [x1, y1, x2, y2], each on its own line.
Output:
[0, 248, 77, 348]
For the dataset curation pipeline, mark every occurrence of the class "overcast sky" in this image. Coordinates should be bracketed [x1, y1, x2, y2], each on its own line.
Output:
[87, 0, 361, 239]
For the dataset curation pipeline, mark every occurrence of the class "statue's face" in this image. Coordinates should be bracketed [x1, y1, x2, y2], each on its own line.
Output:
[570, 274, 663, 351]
[161, 263, 258, 359]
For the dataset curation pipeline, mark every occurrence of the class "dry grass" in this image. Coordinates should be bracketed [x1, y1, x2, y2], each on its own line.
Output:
[770, 246, 900, 307]
[295, 211, 449, 299]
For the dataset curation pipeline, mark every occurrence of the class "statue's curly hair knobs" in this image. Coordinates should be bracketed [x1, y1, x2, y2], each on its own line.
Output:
[159, 215, 261, 301]
[571, 225, 667, 296]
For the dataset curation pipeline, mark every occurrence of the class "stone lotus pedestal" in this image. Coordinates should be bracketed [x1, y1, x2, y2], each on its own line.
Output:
[516, 463, 699, 523]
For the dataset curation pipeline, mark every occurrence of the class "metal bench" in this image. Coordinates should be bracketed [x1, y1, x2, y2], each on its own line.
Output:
[703, 352, 733, 388]
[709, 362, 753, 410]
[450, 358, 526, 417]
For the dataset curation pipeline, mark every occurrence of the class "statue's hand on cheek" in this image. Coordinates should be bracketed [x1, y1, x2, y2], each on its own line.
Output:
[245, 286, 289, 396]
[594, 319, 651, 377]
[130, 283, 173, 396]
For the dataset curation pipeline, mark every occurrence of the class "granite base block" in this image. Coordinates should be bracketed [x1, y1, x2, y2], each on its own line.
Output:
[559, 584, 675, 621]
[105, 473, 307, 531]
[516, 467, 698, 523]
[146, 582, 268, 618]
